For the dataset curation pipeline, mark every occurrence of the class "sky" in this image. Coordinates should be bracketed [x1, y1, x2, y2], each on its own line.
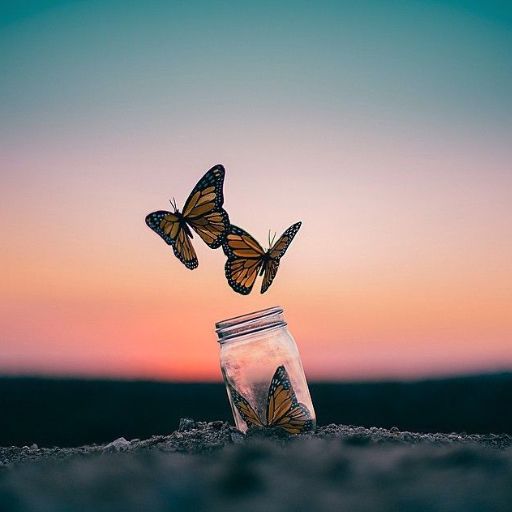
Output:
[1, 0, 511, 381]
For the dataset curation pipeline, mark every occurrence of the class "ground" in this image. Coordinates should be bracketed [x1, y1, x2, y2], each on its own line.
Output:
[1, 420, 511, 511]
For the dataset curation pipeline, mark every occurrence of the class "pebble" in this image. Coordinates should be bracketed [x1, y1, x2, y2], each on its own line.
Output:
[103, 437, 131, 452]
[178, 418, 196, 432]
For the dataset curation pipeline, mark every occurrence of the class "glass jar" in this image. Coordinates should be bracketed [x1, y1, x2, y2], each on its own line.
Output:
[215, 306, 316, 434]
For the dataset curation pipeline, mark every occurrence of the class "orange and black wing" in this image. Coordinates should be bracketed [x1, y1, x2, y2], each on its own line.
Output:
[228, 383, 264, 429]
[145, 211, 198, 269]
[266, 365, 313, 434]
[261, 222, 302, 294]
[181, 165, 230, 249]
[222, 225, 265, 295]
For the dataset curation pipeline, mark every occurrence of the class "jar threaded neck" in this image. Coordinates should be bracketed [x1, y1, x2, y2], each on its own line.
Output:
[215, 306, 286, 343]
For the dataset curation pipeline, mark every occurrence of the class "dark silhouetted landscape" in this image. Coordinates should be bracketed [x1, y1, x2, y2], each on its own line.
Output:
[1, 372, 511, 447]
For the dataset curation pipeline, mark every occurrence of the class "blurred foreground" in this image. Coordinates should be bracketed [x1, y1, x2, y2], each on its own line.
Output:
[1, 421, 511, 512]
[1, 372, 511, 447]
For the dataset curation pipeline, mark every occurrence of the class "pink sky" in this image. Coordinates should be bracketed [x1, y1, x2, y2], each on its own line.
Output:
[1, 126, 511, 380]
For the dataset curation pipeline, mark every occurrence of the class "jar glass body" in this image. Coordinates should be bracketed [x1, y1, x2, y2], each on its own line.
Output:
[216, 306, 316, 434]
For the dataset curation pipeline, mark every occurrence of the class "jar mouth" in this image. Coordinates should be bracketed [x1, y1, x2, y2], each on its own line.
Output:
[215, 306, 286, 343]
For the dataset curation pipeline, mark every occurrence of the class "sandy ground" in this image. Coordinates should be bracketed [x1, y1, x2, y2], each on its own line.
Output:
[1, 420, 512, 511]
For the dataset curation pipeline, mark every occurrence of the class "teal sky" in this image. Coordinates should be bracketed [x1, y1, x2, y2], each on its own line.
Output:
[2, 0, 511, 136]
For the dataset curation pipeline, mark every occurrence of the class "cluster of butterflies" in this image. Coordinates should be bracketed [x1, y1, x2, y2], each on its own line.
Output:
[145, 164, 301, 295]
[228, 365, 314, 434]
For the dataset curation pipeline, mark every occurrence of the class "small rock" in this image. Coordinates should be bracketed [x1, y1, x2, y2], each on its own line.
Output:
[103, 437, 131, 452]
[178, 418, 196, 432]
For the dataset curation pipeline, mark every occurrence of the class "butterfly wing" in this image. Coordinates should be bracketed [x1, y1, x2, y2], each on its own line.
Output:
[222, 225, 265, 295]
[228, 383, 264, 429]
[145, 211, 198, 269]
[260, 222, 302, 294]
[181, 165, 230, 249]
[145, 210, 180, 245]
[173, 224, 198, 269]
[266, 365, 313, 434]
[261, 259, 279, 295]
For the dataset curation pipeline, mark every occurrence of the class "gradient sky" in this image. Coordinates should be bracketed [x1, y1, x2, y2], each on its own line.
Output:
[1, 0, 511, 380]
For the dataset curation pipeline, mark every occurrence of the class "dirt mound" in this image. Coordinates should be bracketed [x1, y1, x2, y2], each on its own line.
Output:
[1, 420, 511, 511]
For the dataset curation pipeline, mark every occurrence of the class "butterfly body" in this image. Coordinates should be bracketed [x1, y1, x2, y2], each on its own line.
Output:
[228, 365, 314, 434]
[259, 256, 270, 276]
[146, 165, 230, 269]
[222, 222, 302, 294]
[172, 210, 194, 238]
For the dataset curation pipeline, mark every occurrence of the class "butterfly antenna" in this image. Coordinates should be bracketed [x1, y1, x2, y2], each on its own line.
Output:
[270, 231, 276, 247]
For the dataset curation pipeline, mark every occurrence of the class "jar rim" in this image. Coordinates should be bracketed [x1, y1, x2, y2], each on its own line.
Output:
[215, 306, 285, 343]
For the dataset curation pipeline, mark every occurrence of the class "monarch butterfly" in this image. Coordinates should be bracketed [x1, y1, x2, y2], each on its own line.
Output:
[222, 222, 302, 294]
[145, 165, 230, 269]
[228, 365, 313, 434]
